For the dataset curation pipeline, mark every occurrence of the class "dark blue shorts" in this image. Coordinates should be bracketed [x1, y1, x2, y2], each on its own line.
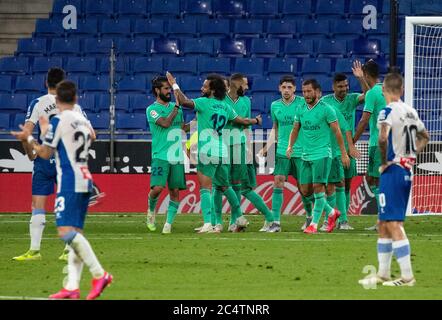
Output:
[378, 164, 412, 222]
[32, 159, 56, 196]
[54, 192, 91, 229]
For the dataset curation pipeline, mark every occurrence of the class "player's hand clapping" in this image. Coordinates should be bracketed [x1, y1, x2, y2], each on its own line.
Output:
[348, 145, 361, 159]
[341, 153, 350, 169]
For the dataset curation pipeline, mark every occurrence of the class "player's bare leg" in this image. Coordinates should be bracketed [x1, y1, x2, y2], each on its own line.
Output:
[162, 188, 180, 234]
[147, 186, 163, 232]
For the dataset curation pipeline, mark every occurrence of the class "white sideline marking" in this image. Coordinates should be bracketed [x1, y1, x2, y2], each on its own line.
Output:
[0, 295, 51, 300]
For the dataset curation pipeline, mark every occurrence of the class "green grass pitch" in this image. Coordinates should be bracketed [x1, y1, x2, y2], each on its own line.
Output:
[0, 214, 441, 300]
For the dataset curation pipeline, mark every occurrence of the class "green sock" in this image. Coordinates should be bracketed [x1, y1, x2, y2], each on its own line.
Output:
[224, 187, 242, 225]
[345, 189, 351, 213]
[200, 189, 212, 224]
[166, 200, 180, 224]
[271, 188, 283, 222]
[213, 188, 223, 225]
[306, 194, 315, 217]
[336, 187, 347, 223]
[243, 189, 274, 223]
[325, 193, 336, 220]
[301, 194, 313, 218]
[211, 187, 216, 225]
[148, 195, 158, 214]
[312, 192, 327, 225]
[233, 184, 242, 204]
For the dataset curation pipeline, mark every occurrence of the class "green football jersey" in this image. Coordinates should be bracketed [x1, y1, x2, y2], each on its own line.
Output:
[223, 95, 251, 145]
[193, 97, 238, 158]
[271, 96, 305, 158]
[321, 93, 361, 136]
[294, 100, 337, 161]
[146, 102, 184, 162]
[364, 83, 386, 147]
[328, 106, 350, 157]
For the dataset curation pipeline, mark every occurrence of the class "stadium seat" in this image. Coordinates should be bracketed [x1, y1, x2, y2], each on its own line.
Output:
[315, 0, 346, 18]
[98, 56, 129, 75]
[251, 76, 280, 93]
[65, 18, 99, 38]
[384, 0, 411, 16]
[96, 94, 110, 112]
[180, 75, 205, 92]
[116, 0, 148, 18]
[82, 75, 110, 93]
[330, 19, 364, 40]
[34, 18, 65, 37]
[198, 57, 231, 75]
[0, 113, 10, 130]
[233, 58, 264, 77]
[349, 38, 380, 58]
[267, 58, 298, 75]
[301, 58, 332, 77]
[365, 18, 389, 37]
[265, 94, 281, 108]
[130, 94, 155, 112]
[199, 18, 231, 38]
[116, 38, 148, 56]
[12, 113, 26, 130]
[65, 57, 97, 75]
[281, 0, 312, 18]
[32, 57, 63, 74]
[348, 0, 380, 17]
[166, 57, 198, 75]
[248, 0, 279, 17]
[83, 38, 113, 56]
[266, 19, 296, 39]
[116, 112, 147, 130]
[151, 0, 180, 17]
[250, 39, 280, 58]
[150, 39, 180, 56]
[52, 0, 84, 17]
[0, 76, 12, 93]
[213, 0, 245, 17]
[78, 93, 96, 113]
[313, 75, 333, 94]
[183, 0, 213, 16]
[115, 94, 131, 112]
[0, 57, 29, 75]
[133, 57, 164, 75]
[334, 58, 356, 74]
[233, 19, 263, 39]
[100, 19, 132, 38]
[16, 38, 47, 56]
[298, 20, 329, 39]
[283, 39, 314, 58]
[49, 38, 81, 56]
[250, 94, 266, 113]
[14, 75, 45, 94]
[117, 75, 148, 93]
[88, 112, 110, 130]
[317, 39, 347, 58]
[0, 94, 28, 111]
[134, 19, 165, 37]
[167, 18, 198, 38]
[217, 38, 247, 58]
[85, 0, 115, 17]
[183, 38, 215, 56]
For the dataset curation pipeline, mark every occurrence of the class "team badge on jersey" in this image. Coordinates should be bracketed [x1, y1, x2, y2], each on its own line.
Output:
[150, 110, 159, 119]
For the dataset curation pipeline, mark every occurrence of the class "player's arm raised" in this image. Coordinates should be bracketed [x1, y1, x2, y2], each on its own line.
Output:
[233, 114, 262, 126]
[166, 72, 195, 109]
[330, 121, 350, 168]
[353, 111, 371, 143]
[352, 60, 370, 95]
[286, 122, 300, 159]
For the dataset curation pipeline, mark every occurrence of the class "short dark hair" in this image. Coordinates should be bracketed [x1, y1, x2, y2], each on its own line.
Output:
[56, 80, 77, 104]
[333, 73, 348, 83]
[383, 72, 403, 94]
[230, 73, 246, 82]
[207, 74, 227, 100]
[47, 67, 66, 89]
[279, 75, 296, 86]
[302, 78, 321, 91]
[362, 59, 380, 79]
[151, 76, 169, 97]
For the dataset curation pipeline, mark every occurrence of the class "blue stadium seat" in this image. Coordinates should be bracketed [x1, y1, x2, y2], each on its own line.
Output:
[133, 57, 164, 75]
[167, 18, 198, 38]
[83, 38, 113, 56]
[298, 19, 329, 39]
[98, 56, 129, 74]
[166, 57, 198, 75]
[248, 0, 279, 17]
[267, 58, 297, 75]
[261, 114, 273, 129]
[115, 94, 131, 112]
[251, 76, 280, 93]
[134, 19, 164, 37]
[116, 0, 148, 18]
[32, 57, 63, 74]
[0, 57, 29, 75]
[301, 58, 332, 76]
[315, 0, 346, 18]
[15, 75, 45, 94]
[65, 57, 97, 75]
[151, 0, 180, 17]
[183, 38, 215, 56]
[266, 19, 296, 39]
[348, 0, 380, 17]
[130, 94, 155, 112]
[16, 38, 47, 56]
[65, 18, 99, 38]
[116, 112, 147, 130]
[0, 94, 28, 111]
[383, 0, 411, 16]
[12, 113, 26, 130]
[213, 0, 245, 17]
[96, 94, 110, 112]
[49, 38, 81, 56]
[150, 39, 180, 56]
[199, 18, 230, 38]
[250, 38, 280, 58]
[284, 39, 314, 58]
[250, 94, 266, 113]
[198, 57, 230, 75]
[312, 75, 334, 94]
[233, 58, 264, 76]
[330, 19, 364, 40]
[78, 93, 96, 113]
[233, 19, 263, 39]
[180, 75, 205, 92]
[34, 18, 65, 37]
[117, 75, 147, 93]
[183, 0, 213, 16]
[82, 75, 110, 93]
[85, 0, 115, 17]
[265, 94, 281, 107]
[349, 38, 380, 58]
[0, 76, 12, 93]
[88, 112, 110, 130]
[100, 19, 132, 38]
[334, 58, 356, 74]
[317, 39, 347, 58]
[52, 0, 84, 17]
[217, 38, 247, 57]
[281, 0, 312, 18]
[116, 38, 148, 56]
[0, 113, 10, 130]
[365, 18, 389, 37]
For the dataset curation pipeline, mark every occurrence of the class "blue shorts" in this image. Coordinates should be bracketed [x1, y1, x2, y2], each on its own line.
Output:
[32, 158, 56, 196]
[54, 192, 91, 229]
[378, 164, 412, 222]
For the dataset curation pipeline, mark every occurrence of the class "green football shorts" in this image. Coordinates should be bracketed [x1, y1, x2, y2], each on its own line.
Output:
[273, 156, 300, 180]
[368, 146, 382, 178]
[150, 158, 186, 190]
[299, 157, 332, 185]
[344, 157, 357, 179]
[328, 156, 345, 183]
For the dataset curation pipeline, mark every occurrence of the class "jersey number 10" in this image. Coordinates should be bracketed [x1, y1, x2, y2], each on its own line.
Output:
[403, 125, 418, 154]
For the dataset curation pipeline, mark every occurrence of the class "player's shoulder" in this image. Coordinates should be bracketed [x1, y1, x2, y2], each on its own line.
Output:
[378, 105, 393, 122]
[321, 94, 334, 102]
[270, 98, 282, 107]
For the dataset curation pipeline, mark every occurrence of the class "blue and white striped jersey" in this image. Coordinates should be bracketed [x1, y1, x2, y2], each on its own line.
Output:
[43, 109, 93, 193]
